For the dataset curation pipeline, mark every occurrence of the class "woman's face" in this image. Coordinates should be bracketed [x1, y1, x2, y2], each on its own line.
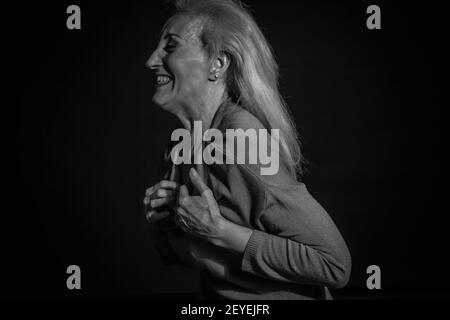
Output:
[147, 15, 211, 112]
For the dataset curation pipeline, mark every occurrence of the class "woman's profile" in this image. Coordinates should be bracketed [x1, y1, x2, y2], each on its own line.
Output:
[143, 0, 351, 300]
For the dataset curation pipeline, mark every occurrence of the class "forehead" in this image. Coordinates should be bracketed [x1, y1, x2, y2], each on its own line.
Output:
[162, 14, 204, 43]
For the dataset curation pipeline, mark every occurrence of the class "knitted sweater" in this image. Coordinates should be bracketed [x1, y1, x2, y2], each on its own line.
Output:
[153, 100, 351, 300]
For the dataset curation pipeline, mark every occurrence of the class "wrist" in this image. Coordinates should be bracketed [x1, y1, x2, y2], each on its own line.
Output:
[211, 217, 253, 255]
[210, 217, 230, 248]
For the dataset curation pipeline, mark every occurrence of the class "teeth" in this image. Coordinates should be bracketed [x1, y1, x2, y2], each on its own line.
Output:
[157, 75, 172, 85]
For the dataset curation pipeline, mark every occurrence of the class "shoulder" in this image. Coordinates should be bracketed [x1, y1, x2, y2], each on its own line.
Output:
[208, 104, 295, 187]
[215, 104, 266, 132]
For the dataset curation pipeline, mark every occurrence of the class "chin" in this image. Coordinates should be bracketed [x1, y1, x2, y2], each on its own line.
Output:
[152, 93, 165, 107]
[152, 95, 162, 107]
[152, 95, 173, 112]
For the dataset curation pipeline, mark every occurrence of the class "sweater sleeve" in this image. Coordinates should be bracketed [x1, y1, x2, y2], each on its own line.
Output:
[240, 183, 352, 289]
[208, 107, 351, 288]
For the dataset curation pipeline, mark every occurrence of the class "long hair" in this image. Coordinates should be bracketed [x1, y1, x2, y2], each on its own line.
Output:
[168, 0, 304, 178]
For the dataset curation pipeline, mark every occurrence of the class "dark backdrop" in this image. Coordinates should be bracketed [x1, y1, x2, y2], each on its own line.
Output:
[6, 1, 447, 298]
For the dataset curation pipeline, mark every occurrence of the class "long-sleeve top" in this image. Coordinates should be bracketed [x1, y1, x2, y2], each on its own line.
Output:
[153, 99, 352, 300]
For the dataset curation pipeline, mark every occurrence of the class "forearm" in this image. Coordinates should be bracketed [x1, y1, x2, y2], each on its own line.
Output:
[211, 218, 254, 256]
[241, 230, 351, 289]
[208, 217, 350, 288]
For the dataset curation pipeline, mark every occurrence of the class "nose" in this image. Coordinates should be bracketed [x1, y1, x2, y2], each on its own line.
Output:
[146, 47, 164, 70]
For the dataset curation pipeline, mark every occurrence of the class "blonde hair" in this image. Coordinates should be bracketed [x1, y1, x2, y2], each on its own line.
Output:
[168, 0, 304, 177]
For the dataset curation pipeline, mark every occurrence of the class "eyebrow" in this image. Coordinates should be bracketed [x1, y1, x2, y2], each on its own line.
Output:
[164, 33, 183, 41]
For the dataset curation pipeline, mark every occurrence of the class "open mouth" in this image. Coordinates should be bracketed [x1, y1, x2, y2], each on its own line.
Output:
[156, 74, 173, 87]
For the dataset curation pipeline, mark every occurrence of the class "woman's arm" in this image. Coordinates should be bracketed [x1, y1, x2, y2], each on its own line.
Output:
[177, 168, 351, 289]
[215, 216, 351, 289]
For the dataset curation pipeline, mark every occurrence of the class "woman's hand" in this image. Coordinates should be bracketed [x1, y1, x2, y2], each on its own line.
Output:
[176, 168, 254, 255]
[143, 180, 179, 223]
[175, 168, 226, 245]
[143, 180, 181, 265]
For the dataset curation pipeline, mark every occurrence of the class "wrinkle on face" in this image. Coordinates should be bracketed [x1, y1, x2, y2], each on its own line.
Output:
[152, 15, 211, 120]
[151, 14, 225, 130]
[162, 14, 205, 48]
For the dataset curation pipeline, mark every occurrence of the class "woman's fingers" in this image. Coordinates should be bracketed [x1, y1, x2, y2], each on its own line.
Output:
[155, 180, 179, 191]
[145, 181, 179, 197]
[143, 195, 176, 209]
[189, 168, 220, 214]
[143, 181, 180, 225]
[179, 185, 190, 199]
[143, 190, 177, 210]
[151, 197, 176, 209]
[189, 168, 209, 195]
[146, 210, 170, 223]
[149, 189, 176, 200]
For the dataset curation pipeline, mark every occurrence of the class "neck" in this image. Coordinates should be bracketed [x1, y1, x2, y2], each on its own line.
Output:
[175, 88, 228, 132]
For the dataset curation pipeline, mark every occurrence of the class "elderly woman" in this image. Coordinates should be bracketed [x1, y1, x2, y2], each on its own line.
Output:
[143, 0, 351, 300]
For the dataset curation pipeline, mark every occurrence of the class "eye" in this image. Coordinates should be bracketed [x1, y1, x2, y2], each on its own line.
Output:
[164, 40, 178, 53]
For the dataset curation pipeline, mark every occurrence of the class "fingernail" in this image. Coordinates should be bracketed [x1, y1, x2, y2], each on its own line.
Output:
[190, 168, 197, 176]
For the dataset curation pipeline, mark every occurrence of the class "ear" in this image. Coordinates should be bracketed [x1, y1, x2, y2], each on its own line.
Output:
[209, 52, 230, 82]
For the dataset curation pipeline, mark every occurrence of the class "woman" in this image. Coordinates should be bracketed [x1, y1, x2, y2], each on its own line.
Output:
[143, 0, 351, 300]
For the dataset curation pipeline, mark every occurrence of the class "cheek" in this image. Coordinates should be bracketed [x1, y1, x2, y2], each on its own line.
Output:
[173, 56, 209, 93]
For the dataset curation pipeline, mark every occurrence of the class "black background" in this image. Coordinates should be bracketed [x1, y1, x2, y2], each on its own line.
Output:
[6, 1, 447, 299]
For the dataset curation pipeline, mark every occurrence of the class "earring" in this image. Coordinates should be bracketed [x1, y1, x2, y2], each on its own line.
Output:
[215, 73, 219, 79]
